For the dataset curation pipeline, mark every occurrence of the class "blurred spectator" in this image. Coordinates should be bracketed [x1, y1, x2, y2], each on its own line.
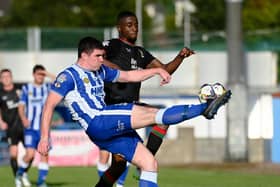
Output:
[16, 64, 55, 187]
[0, 69, 25, 184]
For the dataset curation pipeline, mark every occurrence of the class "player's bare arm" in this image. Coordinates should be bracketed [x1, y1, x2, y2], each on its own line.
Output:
[0, 112, 8, 130]
[117, 68, 171, 85]
[147, 47, 195, 75]
[18, 104, 30, 128]
[38, 91, 63, 155]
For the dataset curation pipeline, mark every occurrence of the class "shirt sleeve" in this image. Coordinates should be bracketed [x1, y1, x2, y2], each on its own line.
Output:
[51, 71, 74, 97]
[141, 47, 156, 68]
[101, 65, 120, 83]
[19, 85, 28, 105]
[103, 39, 118, 60]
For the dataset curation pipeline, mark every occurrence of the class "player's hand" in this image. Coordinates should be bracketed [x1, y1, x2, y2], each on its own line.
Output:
[0, 122, 8, 130]
[22, 118, 30, 128]
[178, 47, 195, 58]
[158, 68, 171, 85]
[38, 138, 50, 156]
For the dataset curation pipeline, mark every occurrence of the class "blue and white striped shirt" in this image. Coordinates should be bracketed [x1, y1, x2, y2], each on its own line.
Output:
[20, 82, 51, 131]
[51, 64, 119, 130]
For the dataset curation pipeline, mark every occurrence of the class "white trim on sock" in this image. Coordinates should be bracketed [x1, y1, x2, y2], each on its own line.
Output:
[19, 160, 29, 168]
[155, 108, 166, 124]
[140, 171, 157, 184]
[38, 162, 49, 170]
[97, 161, 109, 172]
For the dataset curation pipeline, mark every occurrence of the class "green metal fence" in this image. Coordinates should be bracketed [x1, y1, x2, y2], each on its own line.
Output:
[41, 28, 104, 50]
[0, 28, 27, 50]
[0, 28, 279, 51]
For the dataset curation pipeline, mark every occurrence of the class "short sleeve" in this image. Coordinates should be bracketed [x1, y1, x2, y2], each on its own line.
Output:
[101, 65, 120, 83]
[51, 71, 75, 97]
[19, 84, 28, 105]
[140, 47, 155, 68]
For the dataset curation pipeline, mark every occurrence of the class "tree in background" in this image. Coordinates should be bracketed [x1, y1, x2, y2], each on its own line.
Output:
[191, 0, 225, 32]
[0, 0, 135, 27]
[243, 0, 280, 30]
[1, 0, 279, 32]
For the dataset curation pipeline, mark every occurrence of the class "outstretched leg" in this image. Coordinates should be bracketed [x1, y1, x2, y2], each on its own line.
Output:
[154, 90, 232, 125]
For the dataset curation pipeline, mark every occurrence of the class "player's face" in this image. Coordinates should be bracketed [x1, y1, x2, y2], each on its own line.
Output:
[0, 71, 13, 87]
[118, 16, 138, 44]
[33, 70, 46, 85]
[87, 49, 105, 71]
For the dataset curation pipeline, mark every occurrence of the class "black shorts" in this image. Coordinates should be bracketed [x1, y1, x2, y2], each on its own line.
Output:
[7, 126, 24, 146]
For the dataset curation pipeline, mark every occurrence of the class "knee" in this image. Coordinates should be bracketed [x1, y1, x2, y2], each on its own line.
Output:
[9, 150, 17, 159]
[150, 158, 158, 171]
[24, 155, 33, 162]
[141, 157, 158, 172]
[24, 152, 34, 162]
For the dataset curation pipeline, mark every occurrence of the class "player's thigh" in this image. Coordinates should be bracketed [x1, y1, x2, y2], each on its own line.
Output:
[130, 104, 159, 129]
[87, 104, 134, 140]
[25, 147, 36, 160]
[131, 142, 157, 172]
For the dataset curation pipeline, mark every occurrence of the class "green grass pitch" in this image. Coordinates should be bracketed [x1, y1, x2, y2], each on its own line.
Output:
[1, 164, 280, 187]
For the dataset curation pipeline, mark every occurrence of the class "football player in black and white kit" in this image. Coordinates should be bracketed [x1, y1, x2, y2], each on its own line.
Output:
[97, 11, 195, 187]
[0, 69, 30, 187]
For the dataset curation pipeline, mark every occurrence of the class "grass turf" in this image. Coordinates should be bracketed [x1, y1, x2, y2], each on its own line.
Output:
[1, 164, 280, 187]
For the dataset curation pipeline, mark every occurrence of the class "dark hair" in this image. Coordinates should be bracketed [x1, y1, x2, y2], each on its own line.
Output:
[117, 10, 137, 25]
[0, 68, 11, 75]
[33, 64, 45, 74]
[78, 36, 104, 58]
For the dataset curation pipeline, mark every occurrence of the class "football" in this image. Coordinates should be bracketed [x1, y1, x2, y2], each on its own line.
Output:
[212, 82, 226, 97]
[198, 83, 216, 103]
[198, 83, 227, 103]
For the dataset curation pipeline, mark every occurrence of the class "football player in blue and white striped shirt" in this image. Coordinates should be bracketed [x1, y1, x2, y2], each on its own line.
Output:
[38, 36, 231, 187]
[16, 64, 55, 187]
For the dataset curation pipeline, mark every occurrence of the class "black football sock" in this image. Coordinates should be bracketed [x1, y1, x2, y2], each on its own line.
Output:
[10, 158, 18, 176]
[95, 154, 127, 187]
[146, 125, 167, 155]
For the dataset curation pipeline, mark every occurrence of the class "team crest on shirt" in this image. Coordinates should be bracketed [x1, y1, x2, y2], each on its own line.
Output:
[83, 77, 89, 83]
